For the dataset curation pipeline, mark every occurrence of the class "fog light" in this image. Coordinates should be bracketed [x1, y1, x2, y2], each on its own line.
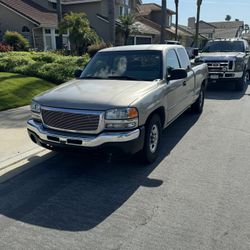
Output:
[105, 122, 137, 129]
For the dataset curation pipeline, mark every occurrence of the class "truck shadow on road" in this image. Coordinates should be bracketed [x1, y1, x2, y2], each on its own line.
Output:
[205, 82, 248, 100]
[0, 111, 199, 232]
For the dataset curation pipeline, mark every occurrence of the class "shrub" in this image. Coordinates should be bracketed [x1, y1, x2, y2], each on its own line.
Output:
[0, 51, 90, 84]
[87, 42, 111, 57]
[3, 31, 29, 51]
[0, 43, 13, 52]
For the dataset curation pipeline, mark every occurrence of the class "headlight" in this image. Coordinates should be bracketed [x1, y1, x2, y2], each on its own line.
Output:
[235, 59, 245, 72]
[31, 101, 41, 113]
[105, 108, 138, 120]
[105, 108, 138, 130]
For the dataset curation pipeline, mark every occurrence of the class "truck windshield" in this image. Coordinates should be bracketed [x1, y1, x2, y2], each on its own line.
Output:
[81, 50, 163, 81]
[202, 41, 245, 53]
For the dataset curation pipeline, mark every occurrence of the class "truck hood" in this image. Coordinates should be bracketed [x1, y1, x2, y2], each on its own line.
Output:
[34, 79, 159, 110]
[198, 52, 245, 61]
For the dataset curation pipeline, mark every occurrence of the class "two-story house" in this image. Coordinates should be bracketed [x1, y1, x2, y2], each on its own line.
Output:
[0, 0, 140, 50]
[187, 17, 244, 39]
[0, 0, 176, 50]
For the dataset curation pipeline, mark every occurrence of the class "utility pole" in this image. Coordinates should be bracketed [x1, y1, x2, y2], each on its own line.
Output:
[57, 0, 63, 49]
[160, 0, 167, 43]
[108, 0, 115, 45]
[195, 0, 202, 48]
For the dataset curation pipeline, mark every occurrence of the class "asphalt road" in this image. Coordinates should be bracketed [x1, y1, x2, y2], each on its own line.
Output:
[1, 82, 250, 250]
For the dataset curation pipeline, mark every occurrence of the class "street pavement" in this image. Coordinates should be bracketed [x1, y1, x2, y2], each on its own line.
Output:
[0, 106, 42, 165]
[1, 82, 250, 250]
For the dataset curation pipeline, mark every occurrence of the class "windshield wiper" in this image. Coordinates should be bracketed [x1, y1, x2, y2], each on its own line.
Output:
[107, 75, 144, 81]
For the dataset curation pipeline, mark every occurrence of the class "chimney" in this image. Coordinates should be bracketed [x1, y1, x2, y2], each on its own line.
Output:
[188, 17, 196, 29]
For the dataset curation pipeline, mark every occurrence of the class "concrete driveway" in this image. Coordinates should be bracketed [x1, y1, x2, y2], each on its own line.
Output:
[0, 106, 38, 163]
[0, 83, 250, 250]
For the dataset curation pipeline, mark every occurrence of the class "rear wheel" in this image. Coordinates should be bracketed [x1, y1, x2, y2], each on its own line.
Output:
[191, 85, 205, 114]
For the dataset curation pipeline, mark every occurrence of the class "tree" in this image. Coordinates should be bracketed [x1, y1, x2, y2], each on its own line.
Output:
[108, 0, 115, 45]
[118, 14, 137, 45]
[59, 12, 100, 55]
[161, 0, 167, 43]
[174, 0, 179, 41]
[225, 15, 231, 21]
[195, 0, 202, 48]
[3, 31, 29, 51]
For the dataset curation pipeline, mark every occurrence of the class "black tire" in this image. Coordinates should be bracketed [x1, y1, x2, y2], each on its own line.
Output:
[246, 70, 250, 83]
[235, 70, 247, 91]
[191, 85, 205, 114]
[141, 114, 162, 164]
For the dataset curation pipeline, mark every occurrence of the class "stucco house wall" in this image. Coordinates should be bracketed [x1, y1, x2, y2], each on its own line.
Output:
[0, 3, 36, 45]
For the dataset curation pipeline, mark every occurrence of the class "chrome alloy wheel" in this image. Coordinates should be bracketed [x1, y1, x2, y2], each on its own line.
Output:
[149, 124, 159, 153]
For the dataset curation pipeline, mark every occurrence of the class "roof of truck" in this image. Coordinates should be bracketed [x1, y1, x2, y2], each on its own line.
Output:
[100, 44, 184, 52]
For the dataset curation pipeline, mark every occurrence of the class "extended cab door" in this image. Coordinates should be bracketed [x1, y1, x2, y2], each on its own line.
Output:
[165, 49, 188, 122]
[176, 48, 195, 106]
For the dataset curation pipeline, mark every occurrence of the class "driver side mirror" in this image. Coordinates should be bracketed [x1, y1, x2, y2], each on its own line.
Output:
[167, 68, 187, 81]
[74, 69, 83, 78]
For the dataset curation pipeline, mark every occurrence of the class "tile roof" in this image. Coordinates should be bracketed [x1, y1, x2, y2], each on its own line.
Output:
[0, 0, 58, 27]
[210, 21, 244, 29]
[61, 0, 101, 4]
[213, 28, 239, 39]
[138, 3, 175, 16]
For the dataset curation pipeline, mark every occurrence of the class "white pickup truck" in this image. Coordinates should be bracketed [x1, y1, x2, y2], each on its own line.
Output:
[28, 45, 208, 163]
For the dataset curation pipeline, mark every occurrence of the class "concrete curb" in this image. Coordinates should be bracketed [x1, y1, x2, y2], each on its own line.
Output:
[0, 148, 55, 184]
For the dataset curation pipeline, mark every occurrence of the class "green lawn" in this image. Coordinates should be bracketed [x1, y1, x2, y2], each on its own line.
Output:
[0, 72, 55, 111]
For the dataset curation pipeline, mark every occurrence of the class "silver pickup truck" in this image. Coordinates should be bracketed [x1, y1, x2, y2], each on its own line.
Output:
[195, 38, 250, 91]
[27, 45, 208, 163]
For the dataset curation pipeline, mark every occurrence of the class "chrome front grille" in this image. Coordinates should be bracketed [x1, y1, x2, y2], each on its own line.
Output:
[206, 60, 234, 72]
[41, 107, 100, 133]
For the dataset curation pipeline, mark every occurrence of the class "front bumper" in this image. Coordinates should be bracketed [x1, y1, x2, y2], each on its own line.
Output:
[208, 71, 243, 82]
[27, 119, 145, 154]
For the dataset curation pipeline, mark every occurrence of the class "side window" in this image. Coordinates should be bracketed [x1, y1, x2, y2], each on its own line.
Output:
[177, 48, 190, 69]
[166, 49, 180, 73]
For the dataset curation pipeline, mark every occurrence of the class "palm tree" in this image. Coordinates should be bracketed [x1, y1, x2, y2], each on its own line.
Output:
[118, 14, 136, 45]
[161, 0, 167, 43]
[108, 0, 115, 45]
[174, 0, 179, 41]
[195, 0, 202, 48]
[225, 15, 232, 21]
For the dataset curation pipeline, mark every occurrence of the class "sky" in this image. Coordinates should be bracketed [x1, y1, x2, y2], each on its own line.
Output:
[142, 0, 250, 26]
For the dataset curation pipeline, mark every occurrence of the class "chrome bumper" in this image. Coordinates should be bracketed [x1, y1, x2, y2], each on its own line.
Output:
[208, 71, 243, 80]
[27, 119, 140, 148]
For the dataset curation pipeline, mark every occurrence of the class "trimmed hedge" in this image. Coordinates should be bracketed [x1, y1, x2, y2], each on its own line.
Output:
[0, 52, 90, 84]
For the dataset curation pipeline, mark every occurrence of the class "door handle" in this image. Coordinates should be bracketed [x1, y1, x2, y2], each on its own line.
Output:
[183, 81, 187, 86]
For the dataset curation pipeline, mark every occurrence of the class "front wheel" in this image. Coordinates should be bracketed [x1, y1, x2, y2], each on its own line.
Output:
[235, 70, 247, 91]
[191, 85, 205, 114]
[141, 114, 162, 164]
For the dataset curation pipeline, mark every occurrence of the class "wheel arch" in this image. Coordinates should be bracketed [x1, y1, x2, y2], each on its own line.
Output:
[145, 106, 166, 128]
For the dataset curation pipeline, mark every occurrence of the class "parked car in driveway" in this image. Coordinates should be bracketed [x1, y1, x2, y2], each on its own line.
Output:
[195, 38, 250, 91]
[27, 45, 208, 163]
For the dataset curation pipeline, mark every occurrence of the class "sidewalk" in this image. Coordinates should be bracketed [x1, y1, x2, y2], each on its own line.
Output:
[0, 106, 51, 182]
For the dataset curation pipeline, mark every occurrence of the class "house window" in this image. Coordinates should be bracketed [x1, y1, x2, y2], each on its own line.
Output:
[119, 0, 130, 16]
[43, 28, 70, 51]
[22, 26, 30, 32]
[52, 2, 57, 9]
[45, 29, 51, 34]
[128, 36, 152, 45]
